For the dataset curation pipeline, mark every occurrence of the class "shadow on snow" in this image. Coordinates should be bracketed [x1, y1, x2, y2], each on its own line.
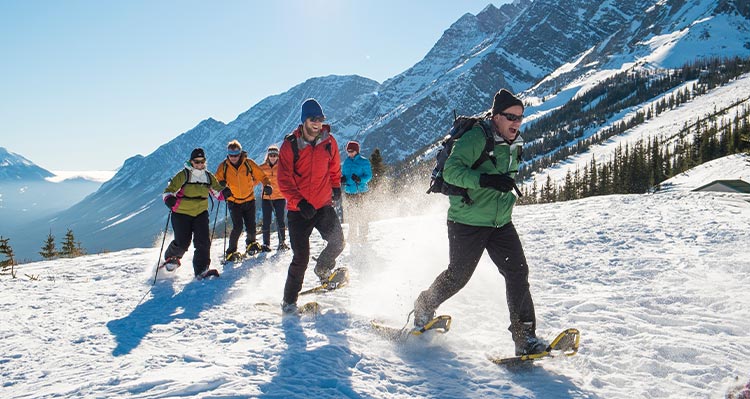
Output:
[106, 253, 267, 356]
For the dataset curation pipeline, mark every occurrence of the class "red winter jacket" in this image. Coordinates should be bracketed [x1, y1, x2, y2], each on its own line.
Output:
[278, 124, 342, 211]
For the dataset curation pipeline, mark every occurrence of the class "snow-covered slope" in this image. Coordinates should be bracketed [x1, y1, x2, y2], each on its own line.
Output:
[2, 187, 749, 397]
[660, 153, 750, 192]
[529, 71, 750, 187]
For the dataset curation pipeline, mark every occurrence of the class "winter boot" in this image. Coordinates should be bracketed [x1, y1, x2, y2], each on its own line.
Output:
[277, 242, 290, 251]
[261, 244, 272, 252]
[225, 252, 242, 263]
[413, 298, 436, 329]
[245, 242, 262, 256]
[162, 256, 181, 272]
[314, 263, 332, 285]
[513, 322, 548, 356]
[281, 301, 298, 314]
[196, 268, 220, 280]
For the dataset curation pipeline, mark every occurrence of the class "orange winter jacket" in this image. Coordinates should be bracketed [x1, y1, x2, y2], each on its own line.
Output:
[259, 159, 285, 200]
[215, 152, 270, 204]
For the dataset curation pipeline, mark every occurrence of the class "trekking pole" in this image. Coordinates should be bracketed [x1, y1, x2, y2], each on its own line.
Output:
[151, 211, 172, 285]
[211, 199, 220, 241]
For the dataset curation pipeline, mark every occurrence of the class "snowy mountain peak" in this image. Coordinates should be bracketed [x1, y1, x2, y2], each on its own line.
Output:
[0, 147, 54, 181]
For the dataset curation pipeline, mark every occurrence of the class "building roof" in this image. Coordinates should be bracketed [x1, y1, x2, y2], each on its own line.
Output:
[692, 179, 750, 193]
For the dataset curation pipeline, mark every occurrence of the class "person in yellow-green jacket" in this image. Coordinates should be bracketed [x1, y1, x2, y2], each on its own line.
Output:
[161, 148, 231, 279]
[412, 89, 547, 357]
[215, 140, 272, 261]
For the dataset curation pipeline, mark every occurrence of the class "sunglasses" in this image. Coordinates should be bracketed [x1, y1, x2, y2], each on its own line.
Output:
[192, 159, 206, 164]
[268, 153, 278, 157]
[309, 116, 325, 123]
[499, 112, 524, 122]
[227, 153, 240, 157]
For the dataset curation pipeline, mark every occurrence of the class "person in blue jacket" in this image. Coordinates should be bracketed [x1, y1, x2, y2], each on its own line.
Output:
[341, 141, 372, 242]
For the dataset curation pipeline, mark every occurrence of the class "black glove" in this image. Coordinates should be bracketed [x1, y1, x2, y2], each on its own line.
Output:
[263, 185, 273, 196]
[479, 174, 515, 192]
[340, 175, 347, 184]
[298, 199, 316, 220]
[219, 180, 226, 186]
[332, 187, 342, 202]
[164, 195, 177, 209]
[221, 186, 233, 199]
[351, 174, 361, 184]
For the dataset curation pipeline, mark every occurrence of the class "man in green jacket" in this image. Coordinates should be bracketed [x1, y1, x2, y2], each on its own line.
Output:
[413, 89, 547, 356]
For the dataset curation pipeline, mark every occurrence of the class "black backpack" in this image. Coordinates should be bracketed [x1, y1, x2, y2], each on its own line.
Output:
[426, 113, 495, 205]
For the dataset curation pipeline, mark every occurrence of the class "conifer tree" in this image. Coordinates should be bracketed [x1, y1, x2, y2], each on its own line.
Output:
[40, 230, 58, 260]
[369, 148, 387, 189]
[60, 229, 85, 258]
[0, 236, 17, 277]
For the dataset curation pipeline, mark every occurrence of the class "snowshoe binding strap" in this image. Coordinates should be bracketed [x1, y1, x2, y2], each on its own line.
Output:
[411, 315, 452, 336]
[299, 267, 350, 296]
[225, 252, 243, 263]
[323, 267, 349, 290]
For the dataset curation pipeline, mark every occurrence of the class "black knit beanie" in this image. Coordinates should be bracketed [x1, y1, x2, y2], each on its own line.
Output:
[190, 148, 206, 160]
[491, 89, 524, 115]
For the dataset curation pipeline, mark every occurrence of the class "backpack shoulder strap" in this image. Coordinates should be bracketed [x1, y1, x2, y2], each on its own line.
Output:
[285, 133, 301, 176]
[244, 159, 253, 177]
[285, 133, 298, 162]
[470, 120, 496, 169]
[180, 168, 190, 189]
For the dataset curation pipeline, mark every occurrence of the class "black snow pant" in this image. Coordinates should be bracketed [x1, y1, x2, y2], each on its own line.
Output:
[164, 210, 211, 276]
[415, 221, 537, 338]
[283, 205, 345, 304]
[261, 198, 287, 246]
[227, 200, 256, 254]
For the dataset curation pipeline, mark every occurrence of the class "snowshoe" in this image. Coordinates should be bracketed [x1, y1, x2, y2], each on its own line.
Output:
[196, 268, 220, 280]
[282, 301, 319, 316]
[371, 315, 452, 342]
[245, 242, 262, 257]
[256, 301, 320, 317]
[300, 267, 349, 296]
[277, 242, 290, 251]
[489, 328, 580, 367]
[160, 256, 181, 272]
[261, 244, 272, 252]
[225, 252, 243, 263]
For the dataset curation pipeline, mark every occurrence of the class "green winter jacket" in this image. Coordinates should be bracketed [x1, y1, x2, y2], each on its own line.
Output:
[163, 164, 225, 217]
[443, 123, 523, 228]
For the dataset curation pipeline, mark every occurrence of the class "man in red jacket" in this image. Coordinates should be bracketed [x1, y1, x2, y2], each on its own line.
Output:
[277, 98, 344, 313]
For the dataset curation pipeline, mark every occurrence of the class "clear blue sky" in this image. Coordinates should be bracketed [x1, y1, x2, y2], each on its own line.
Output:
[1, 0, 509, 171]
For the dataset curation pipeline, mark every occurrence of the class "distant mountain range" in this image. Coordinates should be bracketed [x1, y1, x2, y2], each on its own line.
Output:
[4, 0, 750, 260]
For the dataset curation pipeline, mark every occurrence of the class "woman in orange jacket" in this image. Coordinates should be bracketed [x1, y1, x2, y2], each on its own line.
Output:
[215, 140, 271, 261]
[259, 144, 288, 251]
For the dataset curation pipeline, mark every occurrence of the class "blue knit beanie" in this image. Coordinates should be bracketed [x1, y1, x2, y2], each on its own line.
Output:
[300, 98, 325, 123]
